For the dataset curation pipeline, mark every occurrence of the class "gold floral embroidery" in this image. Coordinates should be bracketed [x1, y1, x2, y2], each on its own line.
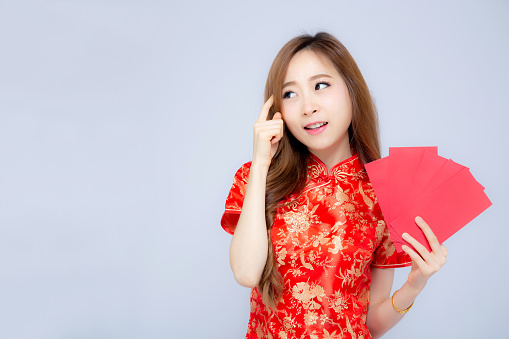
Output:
[328, 229, 346, 255]
[223, 154, 412, 338]
[375, 220, 384, 239]
[313, 232, 330, 247]
[256, 324, 265, 338]
[300, 252, 314, 270]
[330, 290, 349, 313]
[282, 315, 296, 331]
[304, 311, 319, 326]
[358, 181, 374, 209]
[283, 204, 319, 235]
[277, 247, 287, 266]
[343, 203, 356, 212]
[323, 329, 340, 339]
[333, 187, 349, 208]
[331, 220, 346, 233]
[292, 282, 326, 310]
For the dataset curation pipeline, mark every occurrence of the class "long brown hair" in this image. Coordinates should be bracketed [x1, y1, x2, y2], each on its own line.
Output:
[258, 32, 382, 308]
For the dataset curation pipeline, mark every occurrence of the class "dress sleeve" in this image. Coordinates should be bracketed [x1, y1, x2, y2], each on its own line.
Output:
[371, 223, 412, 268]
[370, 202, 412, 268]
[220, 161, 252, 235]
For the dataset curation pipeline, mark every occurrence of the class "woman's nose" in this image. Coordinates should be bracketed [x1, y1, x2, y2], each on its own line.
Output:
[302, 93, 318, 116]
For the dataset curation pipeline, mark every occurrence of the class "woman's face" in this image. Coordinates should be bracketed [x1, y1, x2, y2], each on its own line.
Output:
[281, 49, 353, 163]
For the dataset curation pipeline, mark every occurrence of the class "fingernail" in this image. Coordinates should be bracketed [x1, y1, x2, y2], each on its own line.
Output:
[403, 233, 409, 239]
[415, 216, 422, 223]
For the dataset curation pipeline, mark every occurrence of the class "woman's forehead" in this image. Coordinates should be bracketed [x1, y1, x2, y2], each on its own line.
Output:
[284, 50, 339, 81]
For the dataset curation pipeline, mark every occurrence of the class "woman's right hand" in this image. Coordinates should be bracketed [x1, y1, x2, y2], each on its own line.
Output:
[252, 95, 284, 169]
[230, 95, 281, 287]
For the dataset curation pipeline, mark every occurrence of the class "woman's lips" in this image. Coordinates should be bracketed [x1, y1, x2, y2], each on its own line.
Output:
[304, 122, 328, 135]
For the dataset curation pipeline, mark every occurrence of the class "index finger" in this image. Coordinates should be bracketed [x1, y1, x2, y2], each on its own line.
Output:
[415, 216, 442, 255]
[257, 95, 274, 122]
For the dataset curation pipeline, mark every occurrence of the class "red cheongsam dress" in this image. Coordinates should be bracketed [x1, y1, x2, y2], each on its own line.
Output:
[221, 153, 412, 339]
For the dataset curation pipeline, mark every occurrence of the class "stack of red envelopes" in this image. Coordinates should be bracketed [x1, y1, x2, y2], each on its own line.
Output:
[364, 147, 492, 253]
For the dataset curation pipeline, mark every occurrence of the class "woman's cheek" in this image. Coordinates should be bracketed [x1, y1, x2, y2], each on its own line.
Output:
[282, 102, 298, 119]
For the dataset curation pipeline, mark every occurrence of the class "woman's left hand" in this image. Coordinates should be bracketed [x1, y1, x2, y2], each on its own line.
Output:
[401, 216, 448, 292]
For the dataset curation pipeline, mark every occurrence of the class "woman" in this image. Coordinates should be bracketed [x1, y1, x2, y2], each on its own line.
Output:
[221, 32, 447, 339]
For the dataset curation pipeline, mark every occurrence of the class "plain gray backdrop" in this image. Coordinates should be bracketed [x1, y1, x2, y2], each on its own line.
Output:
[0, 0, 507, 338]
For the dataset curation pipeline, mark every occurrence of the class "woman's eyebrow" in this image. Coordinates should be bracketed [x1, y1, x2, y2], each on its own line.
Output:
[282, 73, 333, 89]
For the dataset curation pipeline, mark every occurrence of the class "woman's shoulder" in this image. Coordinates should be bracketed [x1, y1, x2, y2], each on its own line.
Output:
[232, 161, 252, 181]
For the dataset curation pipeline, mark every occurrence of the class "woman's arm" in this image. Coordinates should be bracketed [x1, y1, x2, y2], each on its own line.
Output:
[366, 268, 421, 338]
[366, 216, 448, 338]
[229, 162, 270, 287]
[229, 95, 284, 287]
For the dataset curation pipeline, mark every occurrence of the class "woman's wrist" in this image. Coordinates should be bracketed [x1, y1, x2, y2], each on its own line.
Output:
[250, 160, 270, 174]
[405, 277, 427, 295]
[392, 281, 422, 312]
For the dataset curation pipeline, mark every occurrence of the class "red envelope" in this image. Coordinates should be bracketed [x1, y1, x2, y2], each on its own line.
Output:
[365, 157, 390, 220]
[388, 147, 438, 224]
[365, 146, 492, 253]
[390, 168, 492, 252]
[415, 159, 466, 202]
[408, 151, 448, 206]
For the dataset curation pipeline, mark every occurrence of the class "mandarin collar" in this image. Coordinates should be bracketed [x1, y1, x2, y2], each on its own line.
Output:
[307, 152, 364, 182]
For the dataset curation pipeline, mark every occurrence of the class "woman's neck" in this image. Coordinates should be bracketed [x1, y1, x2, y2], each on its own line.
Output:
[309, 145, 353, 171]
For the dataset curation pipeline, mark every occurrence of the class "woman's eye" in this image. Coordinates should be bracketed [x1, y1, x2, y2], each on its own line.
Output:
[282, 91, 296, 99]
[316, 82, 330, 90]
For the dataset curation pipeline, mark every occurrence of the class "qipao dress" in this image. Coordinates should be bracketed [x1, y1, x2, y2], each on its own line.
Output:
[221, 153, 411, 339]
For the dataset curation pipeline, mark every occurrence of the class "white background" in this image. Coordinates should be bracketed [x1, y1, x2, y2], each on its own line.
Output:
[0, 1, 507, 338]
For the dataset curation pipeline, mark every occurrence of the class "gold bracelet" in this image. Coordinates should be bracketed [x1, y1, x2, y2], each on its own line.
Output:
[391, 289, 414, 314]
